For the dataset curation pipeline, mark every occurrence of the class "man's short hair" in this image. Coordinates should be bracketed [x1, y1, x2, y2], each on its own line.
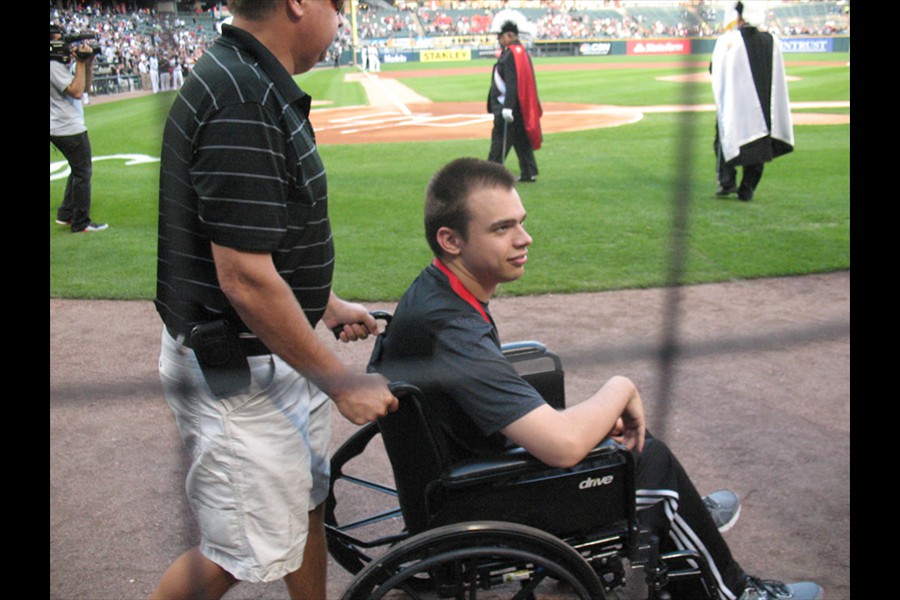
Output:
[226, 0, 280, 20]
[424, 158, 517, 257]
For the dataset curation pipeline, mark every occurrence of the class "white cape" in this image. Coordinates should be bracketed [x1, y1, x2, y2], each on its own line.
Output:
[711, 29, 793, 163]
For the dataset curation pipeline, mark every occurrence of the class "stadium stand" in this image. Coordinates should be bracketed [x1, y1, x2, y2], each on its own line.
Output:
[770, 1, 850, 35]
[357, 0, 418, 39]
[50, 4, 218, 96]
[50, 0, 849, 98]
[407, 0, 848, 40]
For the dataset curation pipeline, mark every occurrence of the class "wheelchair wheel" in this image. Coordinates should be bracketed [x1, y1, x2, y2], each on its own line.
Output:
[326, 422, 406, 575]
[342, 521, 609, 600]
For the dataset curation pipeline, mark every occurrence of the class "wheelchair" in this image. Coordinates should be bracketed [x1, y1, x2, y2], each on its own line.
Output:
[325, 313, 721, 599]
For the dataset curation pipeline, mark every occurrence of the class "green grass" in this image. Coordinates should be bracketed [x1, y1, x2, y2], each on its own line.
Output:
[50, 53, 850, 300]
[376, 53, 850, 106]
[296, 68, 370, 107]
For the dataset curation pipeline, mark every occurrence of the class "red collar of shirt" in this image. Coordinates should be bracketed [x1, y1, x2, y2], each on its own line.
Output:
[432, 258, 490, 324]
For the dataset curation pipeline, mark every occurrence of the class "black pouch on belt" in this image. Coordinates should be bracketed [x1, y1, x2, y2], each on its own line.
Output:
[189, 320, 251, 396]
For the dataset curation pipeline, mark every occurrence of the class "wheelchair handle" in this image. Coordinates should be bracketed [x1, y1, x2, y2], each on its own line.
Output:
[332, 310, 393, 339]
[387, 380, 422, 398]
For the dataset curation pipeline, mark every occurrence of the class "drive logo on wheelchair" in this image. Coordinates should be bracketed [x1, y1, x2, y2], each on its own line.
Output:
[578, 474, 615, 490]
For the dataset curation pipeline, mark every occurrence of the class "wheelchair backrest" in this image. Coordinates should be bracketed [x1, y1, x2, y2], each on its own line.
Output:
[377, 383, 447, 535]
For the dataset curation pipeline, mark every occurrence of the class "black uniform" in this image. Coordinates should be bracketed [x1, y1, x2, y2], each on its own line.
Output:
[487, 41, 539, 181]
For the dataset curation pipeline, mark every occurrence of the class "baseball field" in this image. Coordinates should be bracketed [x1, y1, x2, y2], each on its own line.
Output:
[49, 52, 850, 300]
[50, 51, 850, 599]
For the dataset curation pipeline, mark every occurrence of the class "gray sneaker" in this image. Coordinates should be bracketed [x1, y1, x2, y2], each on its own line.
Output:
[703, 489, 741, 532]
[738, 576, 824, 600]
[74, 221, 109, 233]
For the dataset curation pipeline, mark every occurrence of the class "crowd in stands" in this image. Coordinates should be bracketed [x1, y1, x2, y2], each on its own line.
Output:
[359, 0, 848, 42]
[417, 5, 493, 35]
[357, 1, 418, 38]
[51, 0, 847, 96]
[50, 3, 219, 95]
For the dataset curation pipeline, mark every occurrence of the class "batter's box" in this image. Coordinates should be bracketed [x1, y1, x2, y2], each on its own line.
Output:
[412, 113, 494, 128]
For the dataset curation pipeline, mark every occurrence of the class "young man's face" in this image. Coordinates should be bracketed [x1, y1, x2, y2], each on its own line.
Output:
[454, 184, 532, 298]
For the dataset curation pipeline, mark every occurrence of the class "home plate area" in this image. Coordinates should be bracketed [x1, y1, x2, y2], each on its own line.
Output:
[312, 99, 643, 145]
[309, 71, 847, 146]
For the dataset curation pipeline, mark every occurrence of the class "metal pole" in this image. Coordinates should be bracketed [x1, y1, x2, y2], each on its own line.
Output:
[350, 0, 359, 68]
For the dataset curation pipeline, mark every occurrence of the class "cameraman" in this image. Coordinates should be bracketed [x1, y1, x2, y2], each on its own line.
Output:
[50, 24, 107, 233]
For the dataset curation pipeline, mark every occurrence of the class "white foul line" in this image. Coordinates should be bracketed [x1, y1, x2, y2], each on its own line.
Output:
[360, 70, 413, 116]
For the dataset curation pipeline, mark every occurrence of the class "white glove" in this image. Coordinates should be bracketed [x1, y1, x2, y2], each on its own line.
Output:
[501, 108, 514, 123]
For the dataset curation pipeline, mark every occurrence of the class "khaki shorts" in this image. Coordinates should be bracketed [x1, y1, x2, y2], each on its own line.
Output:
[159, 327, 332, 582]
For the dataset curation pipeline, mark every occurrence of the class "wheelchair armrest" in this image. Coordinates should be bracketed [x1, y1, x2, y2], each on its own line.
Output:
[440, 438, 624, 491]
[501, 340, 549, 359]
[441, 447, 539, 489]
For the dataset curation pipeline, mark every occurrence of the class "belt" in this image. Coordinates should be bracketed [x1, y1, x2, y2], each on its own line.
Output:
[166, 325, 272, 357]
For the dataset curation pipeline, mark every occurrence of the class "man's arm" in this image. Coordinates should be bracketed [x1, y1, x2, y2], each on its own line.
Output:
[211, 242, 398, 424]
[64, 46, 94, 99]
[501, 375, 645, 468]
[501, 51, 519, 110]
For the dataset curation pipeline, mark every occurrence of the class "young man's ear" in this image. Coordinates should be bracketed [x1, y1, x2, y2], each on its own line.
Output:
[436, 226, 463, 258]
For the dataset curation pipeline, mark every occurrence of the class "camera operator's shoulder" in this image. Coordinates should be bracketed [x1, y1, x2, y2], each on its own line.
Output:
[50, 59, 73, 87]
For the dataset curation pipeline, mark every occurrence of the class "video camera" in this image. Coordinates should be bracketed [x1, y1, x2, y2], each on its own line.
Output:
[49, 27, 100, 64]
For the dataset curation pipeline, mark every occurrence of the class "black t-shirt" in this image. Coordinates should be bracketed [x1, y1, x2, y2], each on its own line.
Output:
[369, 262, 546, 465]
[155, 25, 334, 337]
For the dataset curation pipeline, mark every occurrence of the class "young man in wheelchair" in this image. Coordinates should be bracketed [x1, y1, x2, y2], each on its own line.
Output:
[368, 158, 823, 600]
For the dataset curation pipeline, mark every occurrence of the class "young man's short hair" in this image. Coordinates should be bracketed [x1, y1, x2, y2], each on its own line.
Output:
[424, 158, 517, 257]
[226, 0, 280, 20]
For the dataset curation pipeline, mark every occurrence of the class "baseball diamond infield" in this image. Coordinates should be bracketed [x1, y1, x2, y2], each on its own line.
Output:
[308, 63, 848, 146]
[88, 61, 849, 142]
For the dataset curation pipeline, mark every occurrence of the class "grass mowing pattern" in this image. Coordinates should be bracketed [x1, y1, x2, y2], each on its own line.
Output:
[50, 53, 849, 300]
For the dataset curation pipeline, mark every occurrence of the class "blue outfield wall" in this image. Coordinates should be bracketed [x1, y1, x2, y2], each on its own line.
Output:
[544, 35, 849, 56]
[691, 36, 848, 54]
[341, 36, 849, 65]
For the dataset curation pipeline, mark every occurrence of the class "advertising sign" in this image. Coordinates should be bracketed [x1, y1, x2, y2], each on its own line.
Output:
[627, 39, 690, 56]
[421, 49, 473, 62]
[780, 37, 833, 53]
[579, 42, 613, 56]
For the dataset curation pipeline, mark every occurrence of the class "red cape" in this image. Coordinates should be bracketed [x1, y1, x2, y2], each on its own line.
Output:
[510, 43, 543, 150]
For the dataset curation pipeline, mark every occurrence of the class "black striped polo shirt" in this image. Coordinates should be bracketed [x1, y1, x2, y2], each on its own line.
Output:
[155, 24, 335, 340]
